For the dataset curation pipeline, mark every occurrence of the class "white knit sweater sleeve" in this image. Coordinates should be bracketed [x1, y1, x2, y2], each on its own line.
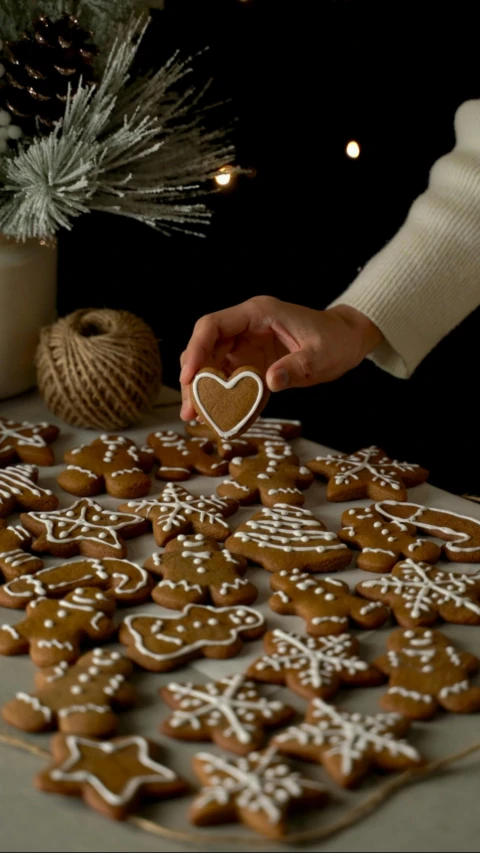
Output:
[330, 99, 480, 378]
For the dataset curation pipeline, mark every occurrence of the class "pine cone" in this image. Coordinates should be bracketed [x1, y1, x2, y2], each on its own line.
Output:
[1, 15, 98, 135]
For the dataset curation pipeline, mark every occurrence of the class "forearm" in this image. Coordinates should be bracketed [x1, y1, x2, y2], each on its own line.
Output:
[330, 99, 480, 378]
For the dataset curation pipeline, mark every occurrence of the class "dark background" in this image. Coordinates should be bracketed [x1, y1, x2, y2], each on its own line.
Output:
[58, 0, 480, 494]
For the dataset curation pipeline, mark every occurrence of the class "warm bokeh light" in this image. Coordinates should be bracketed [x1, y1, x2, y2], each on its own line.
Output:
[215, 166, 234, 187]
[346, 140, 361, 159]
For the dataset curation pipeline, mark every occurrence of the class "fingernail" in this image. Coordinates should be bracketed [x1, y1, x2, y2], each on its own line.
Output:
[270, 368, 289, 391]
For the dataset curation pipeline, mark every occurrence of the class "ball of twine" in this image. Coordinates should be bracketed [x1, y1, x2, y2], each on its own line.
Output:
[36, 308, 162, 430]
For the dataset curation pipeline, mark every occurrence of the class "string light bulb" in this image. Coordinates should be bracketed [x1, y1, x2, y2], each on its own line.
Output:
[346, 140, 361, 159]
[215, 165, 234, 187]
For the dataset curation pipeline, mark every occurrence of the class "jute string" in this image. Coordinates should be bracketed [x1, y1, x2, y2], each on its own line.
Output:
[1, 730, 479, 848]
[36, 308, 162, 430]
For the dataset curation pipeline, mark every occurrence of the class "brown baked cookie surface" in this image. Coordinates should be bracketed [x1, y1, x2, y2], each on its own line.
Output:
[185, 416, 302, 459]
[0, 520, 44, 581]
[0, 416, 59, 467]
[191, 366, 270, 440]
[217, 443, 313, 507]
[57, 434, 154, 499]
[146, 430, 228, 480]
[0, 464, 58, 516]
[375, 500, 480, 562]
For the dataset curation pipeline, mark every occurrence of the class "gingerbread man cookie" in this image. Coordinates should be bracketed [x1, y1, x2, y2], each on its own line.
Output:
[307, 445, 428, 502]
[36, 734, 187, 821]
[375, 500, 480, 563]
[375, 627, 480, 719]
[0, 464, 58, 516]
[119, 604, 266, 672]
[2, 648, 135, 736]
[57, 435, 154, 499]
[119, 483, 239, 547]
[273, 697, 423, 788]
[160, 673, 294, 755]
[247, 629, 384, 701]
[217, 442, 314, 507]
[0, 587, 116, 667]
[146, 430, 228, 480]
[269, 569, 389, 635]
[20, 498, 149, 559]
[0, 416, 59, 467]
[0, 556, 154, 609]
[145, 534, 257, 610]
[190, 748, 328, 839]
[191, 365, 270, 440]
[185, 417, 302, 460]
[356, 559, 480, 627]
[0, 520, 43, 581]
[338, 505, 441, 572]
[226, 503, 351, 574]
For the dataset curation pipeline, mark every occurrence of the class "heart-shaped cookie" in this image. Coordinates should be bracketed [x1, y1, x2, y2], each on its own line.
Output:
[191, 366, 269, 439]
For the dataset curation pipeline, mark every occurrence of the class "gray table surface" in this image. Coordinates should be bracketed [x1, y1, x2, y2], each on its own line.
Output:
[1, 390, 479, 853]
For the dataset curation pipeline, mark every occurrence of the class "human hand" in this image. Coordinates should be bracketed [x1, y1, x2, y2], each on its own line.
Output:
[179, 296, 383, 421]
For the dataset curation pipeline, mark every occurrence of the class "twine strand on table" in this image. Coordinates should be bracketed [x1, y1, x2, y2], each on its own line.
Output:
[1, 730, 479, 848]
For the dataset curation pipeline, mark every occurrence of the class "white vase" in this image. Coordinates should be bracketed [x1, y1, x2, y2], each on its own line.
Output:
[0, 235, 57, 400]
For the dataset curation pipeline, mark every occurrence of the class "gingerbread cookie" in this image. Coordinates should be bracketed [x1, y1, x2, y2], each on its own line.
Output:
[190, 748, 328, 839]
[273, 697, 423, 788]
[119, 604, 265, 672]
[0, 416, 59, 467]
[375, 627, 480, 719]
[247, 629, 384, 701]
[356, 559, 480, 627]
[20, 498, 149, 559]
[376, 500, 480, 563]
[338, 505, 442, 572]
[307, 446, 428, 502]
[146, 430, 228, 480]
[226, 503, 351, 574]
[0, 556, 153, 609]
[160, 673, 294, 755]
[0, 464, 58, 516]
[119, 483, 238, 547]
[36, 734, 187, 821]
[2, 648, 135, 736]
[269, 569, 389, 635]
[186, 417, 302, 460]
[0, 520, 43, 581]
[57, 435, 154, 499]
[0, 587, 116, 667]
[217, 443, 314, 507]
[191, 365, 270, 440]
[145, 534, 257, 610]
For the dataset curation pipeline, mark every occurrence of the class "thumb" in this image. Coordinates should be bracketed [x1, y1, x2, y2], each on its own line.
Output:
[266, 348, 321, 391]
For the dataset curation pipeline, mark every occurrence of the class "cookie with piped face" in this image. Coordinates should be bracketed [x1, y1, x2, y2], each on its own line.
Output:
[191, 366, 269, 440]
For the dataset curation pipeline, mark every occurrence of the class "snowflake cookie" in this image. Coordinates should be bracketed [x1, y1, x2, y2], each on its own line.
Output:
[119, 483, 239, 547]
[185, 417, 302, 460]
[356, 559, 480, 627]
[246, 629, 384, 701]
[272, 697, 423, 787]
[160, 673, 294, 755]
[119, 604, 266, 672]
[306, 446, 428, 502]
[57, 435, 154, 499]
[36, 734, 187, 821]
[0, 464, 58, 516]
[216, 442, 314, 507]
[2, 648, 135, 737]
[269, 569, 389, 635]
[0, 556, 154, 609]
[0, 587, 116, 667]
[190, 748, 329, 839]
[0, 416, 59, 467]
[338, 505, 441, 572]
[375, 500, 480, 563]
[146, 430, 229, 480]
[225, 503, 351, 574]
[145, 534, 257, 610]
[0, 520, 43, 581]
[20, 498, 149, 559]
[374, 627, 480, 719]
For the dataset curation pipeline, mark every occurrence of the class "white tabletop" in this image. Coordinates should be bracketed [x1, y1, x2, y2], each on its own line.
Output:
[1, 389, 479, 853]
